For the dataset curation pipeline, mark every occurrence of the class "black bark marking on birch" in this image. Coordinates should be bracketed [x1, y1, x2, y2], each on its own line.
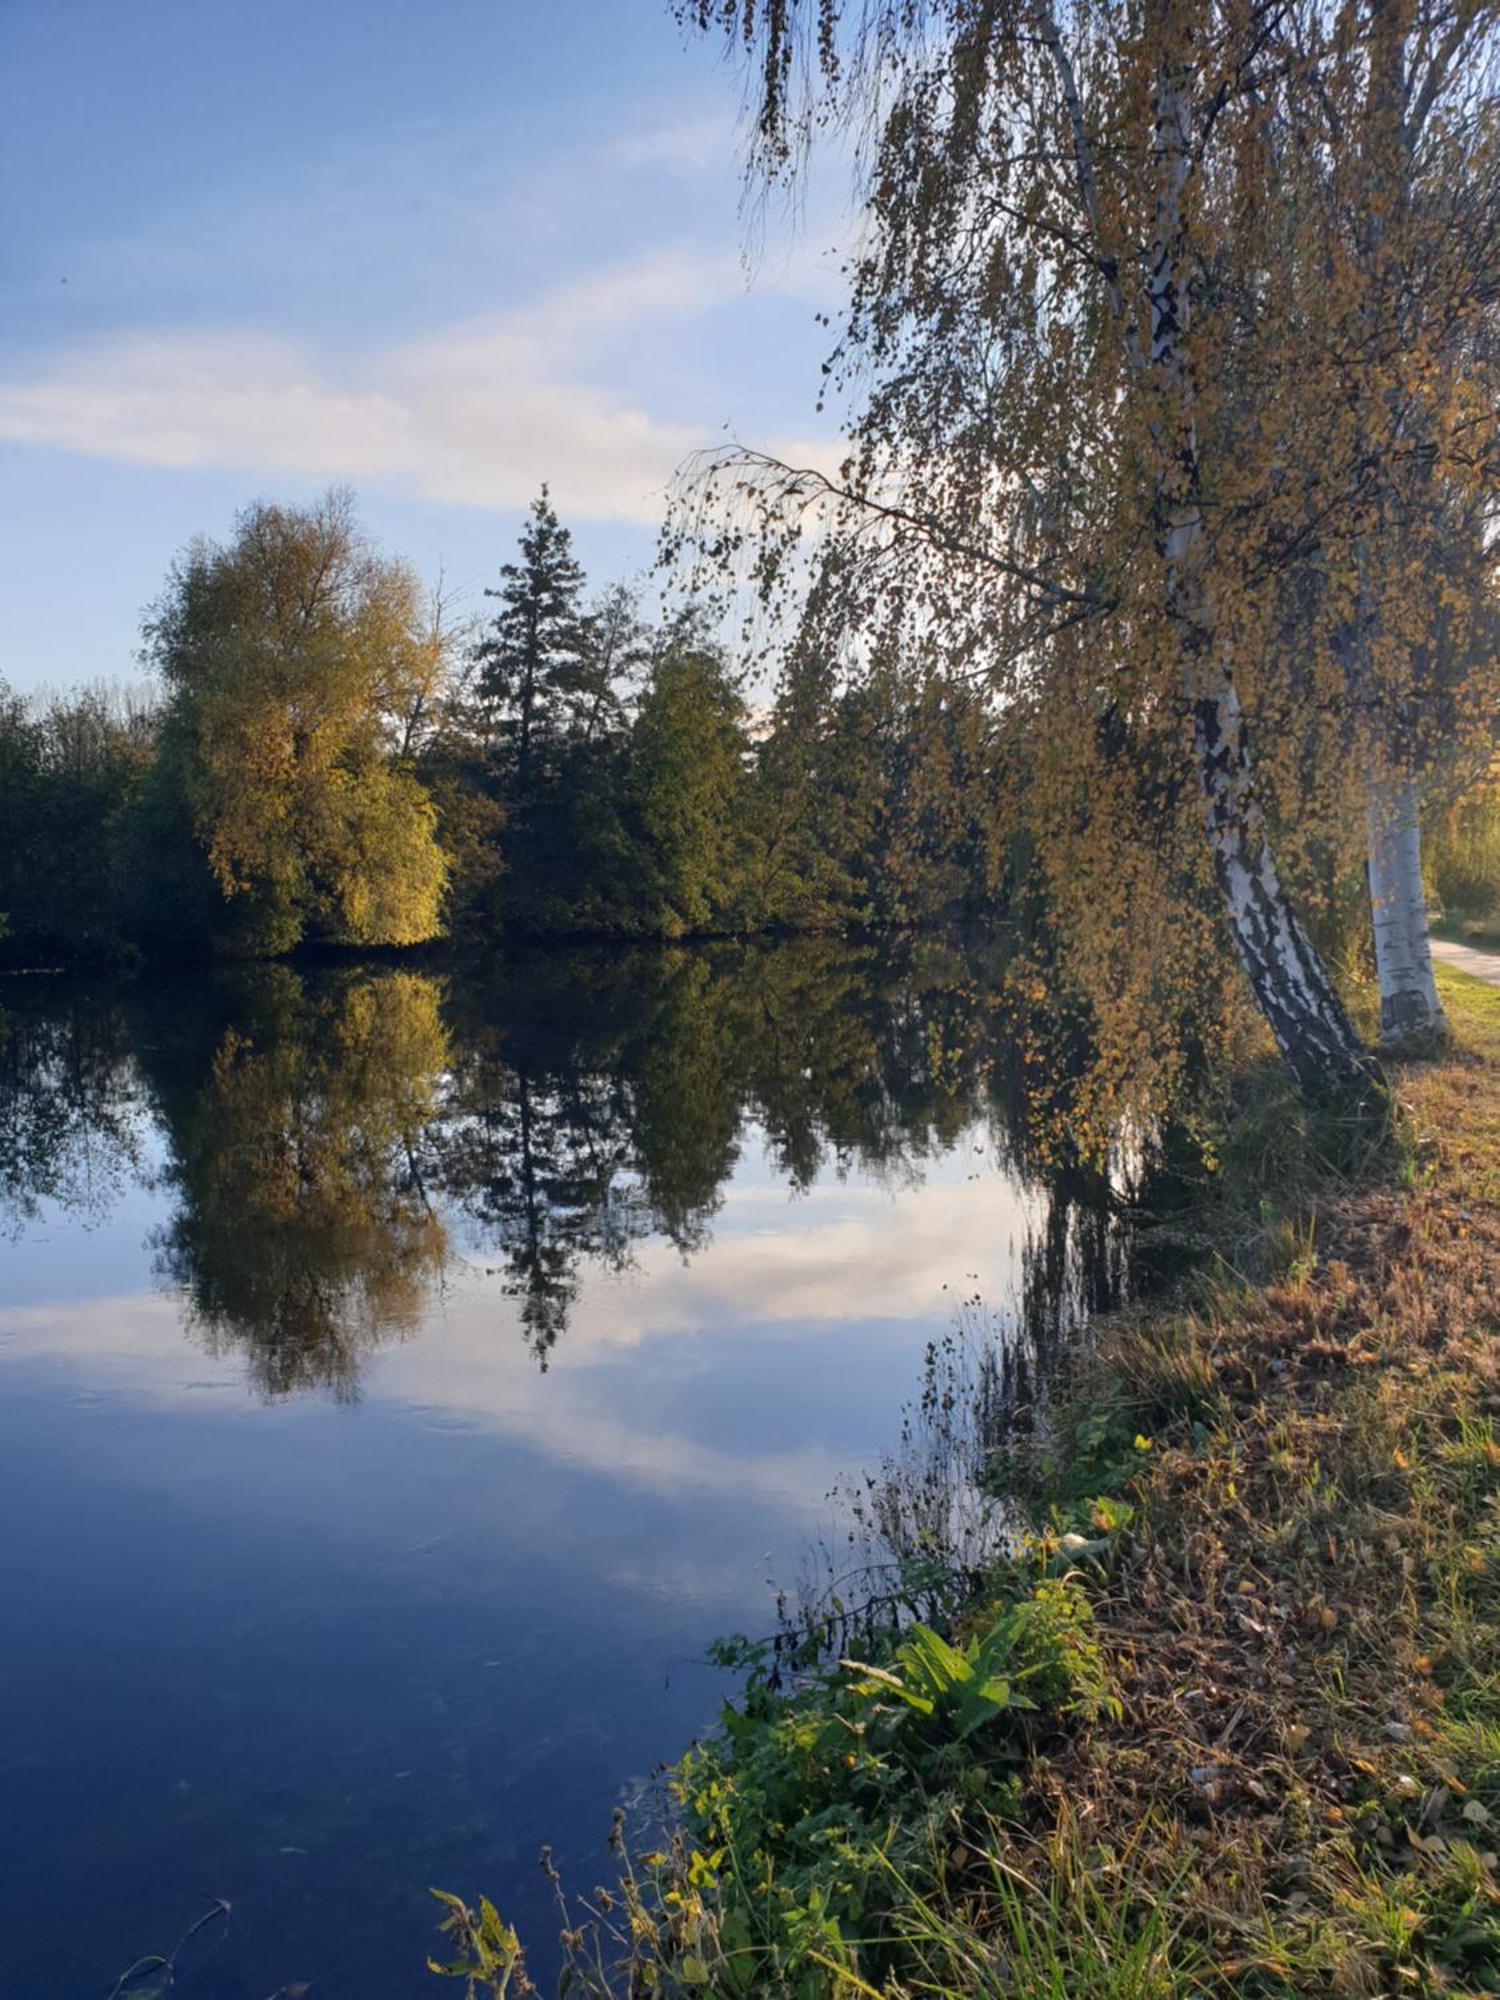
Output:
[1193, 691, 1376, 1091]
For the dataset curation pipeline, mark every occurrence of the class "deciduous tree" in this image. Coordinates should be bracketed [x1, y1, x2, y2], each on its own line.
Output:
[673, 0, 1500, 1092]
[143, 490, 448, 955]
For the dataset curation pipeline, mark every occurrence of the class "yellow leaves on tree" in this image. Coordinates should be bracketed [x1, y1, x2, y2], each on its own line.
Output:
[144, 489, 449, 955]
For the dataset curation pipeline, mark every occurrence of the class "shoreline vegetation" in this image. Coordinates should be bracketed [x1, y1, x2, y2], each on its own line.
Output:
[3, 484, 1495, 1034]
[433, 964, 1500, 1998]
[0, 491, 1011, 977]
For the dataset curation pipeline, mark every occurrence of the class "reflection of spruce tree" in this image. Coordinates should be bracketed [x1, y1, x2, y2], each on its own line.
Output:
[503, 1070, 596, 1363]
[114, 939, 1138, 1378]
[145, 970, 450, 1399]
[8, 938, 1145, 1386]
[430, 939, 1049, 1357]
[433, 1047, 646, 1365]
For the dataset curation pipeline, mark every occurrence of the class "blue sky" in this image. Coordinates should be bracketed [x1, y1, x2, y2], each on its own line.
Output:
[0, 0, 845, 693]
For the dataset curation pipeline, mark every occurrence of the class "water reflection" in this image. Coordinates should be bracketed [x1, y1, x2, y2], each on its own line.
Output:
[144, 969, 450, 1398]
[0, 938, 1138, 1996]
[1, 938, 1123, 1396]
[0, 990, 143, 1234]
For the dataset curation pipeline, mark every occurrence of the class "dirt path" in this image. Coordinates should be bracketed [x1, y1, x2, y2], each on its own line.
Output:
[1431, 936, 1500, 985]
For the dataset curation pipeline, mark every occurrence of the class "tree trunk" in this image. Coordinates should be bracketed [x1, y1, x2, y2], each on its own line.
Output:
[1352, 14, 1443, 1053]
[1368, 770, 1445, 1044]
[1146, 38, 1377, 1094]
[1194, 674, 1375, 1090]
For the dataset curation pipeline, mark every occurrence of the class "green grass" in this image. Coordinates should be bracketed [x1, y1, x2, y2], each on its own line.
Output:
[1437, 959, 1500, 1019]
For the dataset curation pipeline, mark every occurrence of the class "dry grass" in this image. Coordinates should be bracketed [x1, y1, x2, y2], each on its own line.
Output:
[1005, 967, 1500, 1994]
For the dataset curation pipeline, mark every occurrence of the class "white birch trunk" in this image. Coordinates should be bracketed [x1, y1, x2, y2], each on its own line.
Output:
[1368, 771, 1445, 1043]
[1147, 46, 1374, 1092]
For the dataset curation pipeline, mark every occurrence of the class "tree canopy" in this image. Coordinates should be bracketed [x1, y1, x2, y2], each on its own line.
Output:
[673, 0, 1500, 1091]
[141, 491, 448, 954]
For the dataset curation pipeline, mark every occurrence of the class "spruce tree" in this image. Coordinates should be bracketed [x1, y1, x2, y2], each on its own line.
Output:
[474, 489, 597, 791]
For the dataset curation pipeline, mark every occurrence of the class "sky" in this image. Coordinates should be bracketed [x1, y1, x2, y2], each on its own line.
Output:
[0, 0, 848, 694]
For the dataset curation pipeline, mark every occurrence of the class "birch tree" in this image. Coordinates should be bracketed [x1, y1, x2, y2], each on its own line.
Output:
[1261, 0, 1500, 1042]
[672, 0, 1500, 1092]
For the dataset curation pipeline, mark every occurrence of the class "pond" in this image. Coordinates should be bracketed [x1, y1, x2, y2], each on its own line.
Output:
[0, 937, 1121, 1996]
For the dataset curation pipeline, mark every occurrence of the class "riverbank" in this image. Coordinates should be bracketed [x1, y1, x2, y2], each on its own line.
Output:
[433, 963, 1500, 1996]
[982, 962, 1500, 1996]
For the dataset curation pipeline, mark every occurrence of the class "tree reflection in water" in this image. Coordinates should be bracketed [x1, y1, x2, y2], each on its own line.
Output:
[1, 937, 1141, 1395]
[0, 991, 144, 1235]
[145, 968, 450, 1398]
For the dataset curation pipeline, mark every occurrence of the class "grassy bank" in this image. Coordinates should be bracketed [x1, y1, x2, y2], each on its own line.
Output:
[434, 967, 1500, 1998]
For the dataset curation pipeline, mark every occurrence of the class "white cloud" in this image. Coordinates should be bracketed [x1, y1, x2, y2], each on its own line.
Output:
[522, 1167, 1030, 1353]
[0, 81, 857, 534]
[0, 1164, 1032, 1527]
[590, 110, 737, 179]
[0, 240, 843, 524]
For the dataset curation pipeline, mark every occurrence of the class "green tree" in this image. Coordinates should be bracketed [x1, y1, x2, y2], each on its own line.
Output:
[0, 682, 41, 954]
[142, 491, 448, 956]
[742, 648, 877, 932]
[0, 679, 155, 964]
[473, 489, 600, 791]
[624, 622, 750, 936]
[1429, 766, 1500, 922]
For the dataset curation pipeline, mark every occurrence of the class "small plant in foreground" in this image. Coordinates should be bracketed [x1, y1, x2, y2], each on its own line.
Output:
[428, 1889, 532, 1998]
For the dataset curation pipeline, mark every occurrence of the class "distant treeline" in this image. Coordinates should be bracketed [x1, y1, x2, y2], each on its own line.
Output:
[0, 489, 1010, 967]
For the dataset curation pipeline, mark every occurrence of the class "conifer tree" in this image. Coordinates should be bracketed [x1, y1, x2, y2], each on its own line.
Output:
[628, 620, 749, 935]
[473, 489, 598, 790]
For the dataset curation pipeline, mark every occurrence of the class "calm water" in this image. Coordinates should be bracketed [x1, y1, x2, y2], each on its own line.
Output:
[0, 939, 1116, 1997]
